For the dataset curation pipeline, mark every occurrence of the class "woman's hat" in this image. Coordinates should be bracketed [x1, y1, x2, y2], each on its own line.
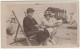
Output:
[26, 8, 35, 13]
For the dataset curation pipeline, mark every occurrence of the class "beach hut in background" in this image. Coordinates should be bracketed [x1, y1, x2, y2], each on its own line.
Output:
[45, 7, 68, 23]
[45, 7, 66, 20]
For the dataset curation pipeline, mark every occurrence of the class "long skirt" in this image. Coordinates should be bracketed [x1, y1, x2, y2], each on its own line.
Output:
[36, 29, 50, 44]
[25, 29, 50, 44]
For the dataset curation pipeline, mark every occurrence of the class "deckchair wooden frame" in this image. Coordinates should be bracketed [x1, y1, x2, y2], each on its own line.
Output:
[11, 10, 31, 46]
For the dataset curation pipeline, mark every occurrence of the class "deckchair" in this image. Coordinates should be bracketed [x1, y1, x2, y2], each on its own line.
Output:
[10, 10, 36, 46]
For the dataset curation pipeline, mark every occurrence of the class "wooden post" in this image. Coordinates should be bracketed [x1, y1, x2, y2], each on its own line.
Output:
[12, 10, 31, 46]
[14, 24, 20, 42]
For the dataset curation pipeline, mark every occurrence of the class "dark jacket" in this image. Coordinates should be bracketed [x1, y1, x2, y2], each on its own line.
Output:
[23, 16, 38, 37]
[23, 16, 50, 44]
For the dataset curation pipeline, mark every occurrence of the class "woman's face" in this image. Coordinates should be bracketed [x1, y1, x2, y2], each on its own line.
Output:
[45, 15, 50, 20]
[28, 12, 34, 16]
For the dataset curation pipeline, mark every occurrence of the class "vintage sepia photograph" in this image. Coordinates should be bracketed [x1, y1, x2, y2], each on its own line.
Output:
[1, 2, 79, 48]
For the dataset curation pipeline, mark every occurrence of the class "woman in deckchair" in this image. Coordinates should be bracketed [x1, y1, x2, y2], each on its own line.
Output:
[41, 12, 57, 45]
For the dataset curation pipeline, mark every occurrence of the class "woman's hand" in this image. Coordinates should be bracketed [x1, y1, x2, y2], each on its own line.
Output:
[39, 28, 44, 31]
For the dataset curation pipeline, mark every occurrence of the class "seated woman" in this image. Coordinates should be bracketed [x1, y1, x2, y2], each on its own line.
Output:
[23, 8, 50, 45]
[41, 13, 57, 45]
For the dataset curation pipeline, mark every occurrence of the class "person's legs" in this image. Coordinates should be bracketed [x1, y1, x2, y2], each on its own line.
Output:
[36, 29, 50, 45]
[50, 28, 57, 45]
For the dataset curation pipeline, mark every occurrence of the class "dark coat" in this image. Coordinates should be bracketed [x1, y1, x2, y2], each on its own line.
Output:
[23, 16, 38, 36]
[23, 16, 50, 44]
